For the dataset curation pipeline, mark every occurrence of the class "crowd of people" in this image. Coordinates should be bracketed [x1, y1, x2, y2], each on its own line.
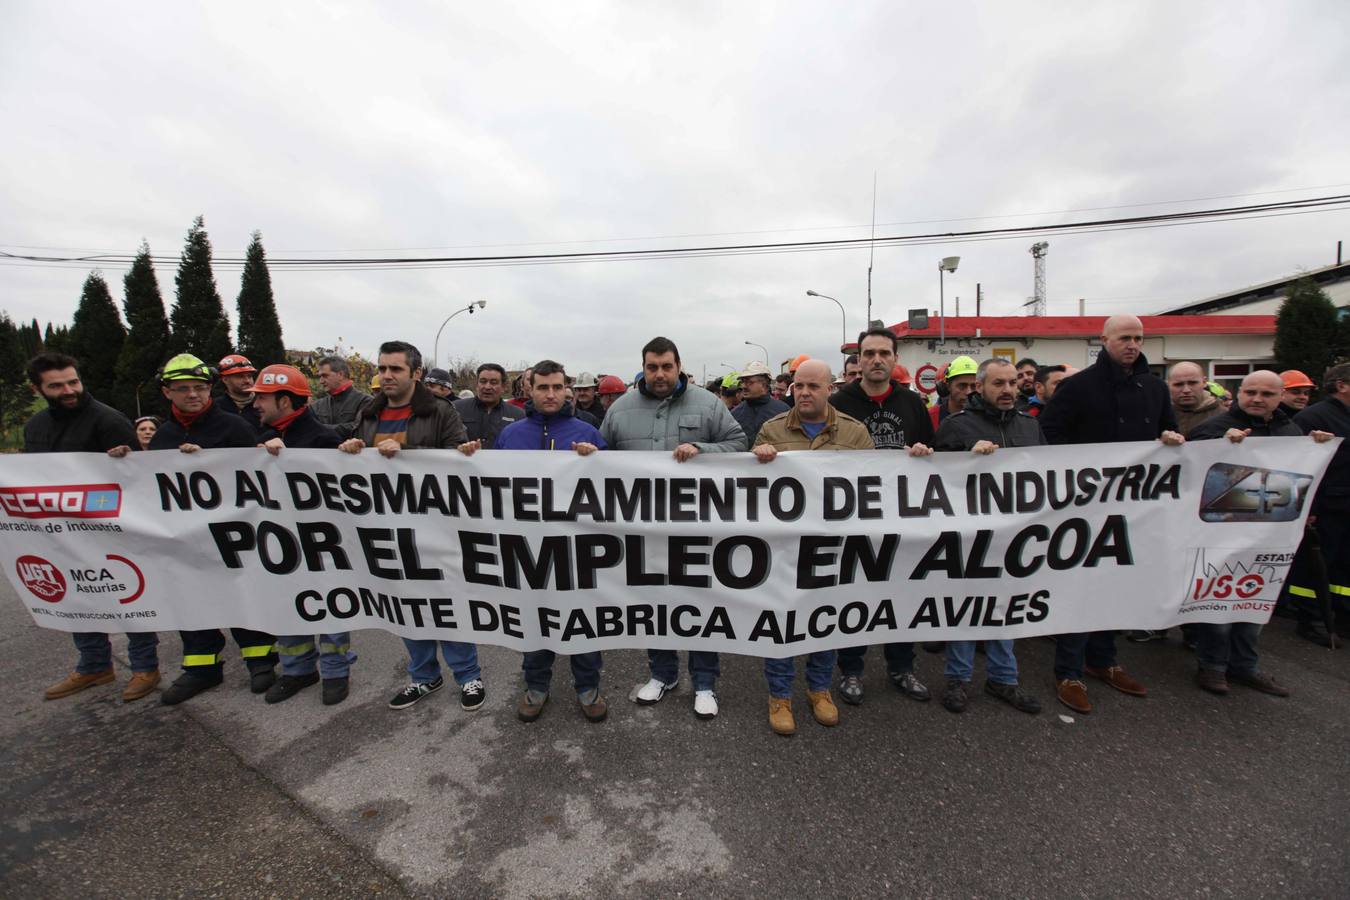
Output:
[19, 312, 1349, 735]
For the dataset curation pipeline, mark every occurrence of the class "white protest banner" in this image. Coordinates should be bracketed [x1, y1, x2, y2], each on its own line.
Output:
[0, 437, 1337, 655]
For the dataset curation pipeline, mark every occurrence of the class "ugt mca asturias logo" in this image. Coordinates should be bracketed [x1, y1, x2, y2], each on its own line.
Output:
[0, 483, 122, 519]
[16, 555, 67, 602]
[14, 554, 146, 604]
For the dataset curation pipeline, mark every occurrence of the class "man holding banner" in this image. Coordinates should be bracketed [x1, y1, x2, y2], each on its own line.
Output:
[1040, 315, 1184, 714]
[469, 359, 611, 723]
[753, 358, 873, 735]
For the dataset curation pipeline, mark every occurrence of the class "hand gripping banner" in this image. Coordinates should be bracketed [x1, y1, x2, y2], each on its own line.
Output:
[0, 437, 1338, 655]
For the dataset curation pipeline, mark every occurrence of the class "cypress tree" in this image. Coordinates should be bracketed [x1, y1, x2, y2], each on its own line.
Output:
[169, 215, 232, 363]
[69, 271, 126, 400]
[19, 318, 43, 358]
[0, 312, 31, 433]
[113, 242, 171, 417]
[235, 231, 286, 366]
[1273, 278, 1339, 381]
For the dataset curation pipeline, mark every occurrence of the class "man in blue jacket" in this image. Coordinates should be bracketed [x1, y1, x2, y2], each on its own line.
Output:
[461, 360, 609, 723]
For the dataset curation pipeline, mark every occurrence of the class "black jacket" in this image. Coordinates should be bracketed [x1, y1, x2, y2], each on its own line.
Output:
[258, 407, 342, 449]
[215, 392, 263, 435]
[453, 396, 525, 449]
[1040, 351, 1176, 445]
[1188, 404, 1303, 441]
[574, 398, 606, 426]
[23, 392, 135, 454]
[934, 393, 1046, 451]
[828, 380, 935, 450]
[1294, 396, 1350, 511]
[732, 394, 790, 446]
[150, 399, 259, 451]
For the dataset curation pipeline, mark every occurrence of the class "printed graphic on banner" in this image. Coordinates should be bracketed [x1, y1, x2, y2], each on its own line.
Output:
[0, 484, 123, 519]
[16, 554, 66, 602]
[1179, 547, 1295, 615]
[1198, 463, 1311, 522]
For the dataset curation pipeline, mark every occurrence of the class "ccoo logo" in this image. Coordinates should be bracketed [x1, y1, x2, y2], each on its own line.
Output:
[16, 554, 66, 602]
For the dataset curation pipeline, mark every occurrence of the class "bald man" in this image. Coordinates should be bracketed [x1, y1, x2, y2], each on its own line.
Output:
[1168, 361, 1225, 436]
[1039, 314, 1183, 715]
[1187, 370, 1334, 694]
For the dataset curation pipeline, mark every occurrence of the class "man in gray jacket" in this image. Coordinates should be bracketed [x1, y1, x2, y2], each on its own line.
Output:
[311, 355, 370, 438]
[600, 336, 747, 718]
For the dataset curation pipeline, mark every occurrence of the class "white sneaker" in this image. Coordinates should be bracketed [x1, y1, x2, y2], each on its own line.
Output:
[636, 677, 676, 705]
[693, 689, 719, 719]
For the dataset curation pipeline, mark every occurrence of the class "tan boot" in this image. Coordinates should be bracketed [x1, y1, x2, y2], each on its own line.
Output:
[122, 670, 161, 702]
[768, 696, 795, 736]
[807, 689, 839, 727]
[44, 670, 114, 701]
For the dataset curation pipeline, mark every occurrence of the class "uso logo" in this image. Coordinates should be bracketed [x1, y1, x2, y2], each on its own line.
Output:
[16, 555, 66, 602]
[0, 484, 122, 519]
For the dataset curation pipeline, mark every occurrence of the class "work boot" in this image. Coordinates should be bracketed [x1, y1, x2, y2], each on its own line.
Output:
[984, 679, 1041, 714]
[1056, 679, 1091, 714]
[768, 697, 795, 736]
[322, 677, 349, 706]
[806, 689, 839, 727]
[1196, 669, 1229, 695]
[1085, 665, 1147, 697]
[942, 679, 969, 713]
[518, 689, 548, 723]
[579, 688, 608, 723]
[44, 669, 114, 701]
[265, 672, 319, 704]
[161, 671, 223, 705]
[121, 670, 161, 702]
[249, 666, 276, 694]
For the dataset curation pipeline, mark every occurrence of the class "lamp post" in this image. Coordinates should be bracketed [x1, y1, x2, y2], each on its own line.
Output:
[805, 290, 847, 354]
[433, 299, 487, 369]
[938, 257, 960, 344]
[744, 340, 768, 366]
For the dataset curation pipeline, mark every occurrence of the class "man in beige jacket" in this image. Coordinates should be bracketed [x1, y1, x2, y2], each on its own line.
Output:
[752, 359, 875, 735]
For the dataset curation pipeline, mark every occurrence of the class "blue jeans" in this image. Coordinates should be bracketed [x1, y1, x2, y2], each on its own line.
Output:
[73, 631, 158, 674]
[648, 649, 719, 690]
[1197, 622, 1261, 675]
[945, 640, 1018, 684]
[278, 633, 355, 679]
[522, 650, 602, 695]
[403, 638, 480, 685]
[837, 642, 915, 677]
[1054, 631, 1118, 680]
[764, 651, 837, 698]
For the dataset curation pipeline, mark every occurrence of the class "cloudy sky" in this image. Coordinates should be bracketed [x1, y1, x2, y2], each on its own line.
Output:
[2, 1, 1348, 382]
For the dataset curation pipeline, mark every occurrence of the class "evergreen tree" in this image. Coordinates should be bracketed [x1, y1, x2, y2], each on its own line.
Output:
[169, 215, 232, 363]
[0, 312, 31, 434]
[1274, 278, 1340, 382]
[19, 318, 43, 358]
[235, 231, 286, 366]
[113, 241, 171, 417]
[69, 271, 126, 400]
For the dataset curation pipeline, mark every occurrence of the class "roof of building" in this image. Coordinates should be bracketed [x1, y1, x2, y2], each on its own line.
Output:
[1158, 259, 1350, 315]
[879, 314, 1276, 342]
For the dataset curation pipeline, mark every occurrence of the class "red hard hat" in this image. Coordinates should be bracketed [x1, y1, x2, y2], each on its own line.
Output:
[248, 364, 312, 397]
[218, 354, 257, 376]
[597, 374, 627, 396]
[891, 364, 911, 385]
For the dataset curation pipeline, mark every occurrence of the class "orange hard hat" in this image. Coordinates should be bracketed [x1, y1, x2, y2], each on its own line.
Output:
[1280, 369, 1314, 390]
[788, 353, 811, 373]
[891, 364, 911, 385]
[248, 364, 312, 397]
[217, 354, 256, 376]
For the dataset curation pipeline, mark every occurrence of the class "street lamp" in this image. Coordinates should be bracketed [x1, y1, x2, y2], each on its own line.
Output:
[937, 257, 960, 344]
[805, 290, 847, 353]
[744, 340, 769, 366]
[433, 299, 487, 369]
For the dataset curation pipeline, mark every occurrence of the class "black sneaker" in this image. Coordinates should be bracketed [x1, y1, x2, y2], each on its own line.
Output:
[984, 679, 1041, 714]
[322, 677, 350, 706]
[388, 676, 444, 710]
[460, 679, 486, 711]
[264, 672, 319, 705]
[249, 667, 277, 694]
[942, 679, 969, 713]
[889, 670, 931, 702]
[838, 674, 864, 706]
[161, 671, 223, 706]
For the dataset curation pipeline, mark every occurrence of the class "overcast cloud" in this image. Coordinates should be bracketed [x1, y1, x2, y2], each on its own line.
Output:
[2, 1, 1348, 381]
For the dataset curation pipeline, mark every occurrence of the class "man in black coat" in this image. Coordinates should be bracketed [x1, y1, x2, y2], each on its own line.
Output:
[828, 327, 936, 707]
[23, 352, 161, 703]
[454, 363, 524, 450]
[1038, 315, 1185, 715]
[731, 360, 789, 446]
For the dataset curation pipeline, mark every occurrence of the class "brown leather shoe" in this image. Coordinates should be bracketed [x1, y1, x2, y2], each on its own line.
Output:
[1056, 679, 1091, 714]
[122, 670, 161, 702]
[1085, 665, 1147, 697]
[768, 696, 796, 736]
[1196, 669, 1229, 695]
[1228, 670, 1291, 697]
[579, 693, 608, 723]
[44, 669, 114, 701]
[517, 691, 547, 723]
[807, 689, 839, 727]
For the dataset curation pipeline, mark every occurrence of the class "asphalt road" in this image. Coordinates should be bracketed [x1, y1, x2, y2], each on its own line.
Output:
[2, 579, 1347, 898]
